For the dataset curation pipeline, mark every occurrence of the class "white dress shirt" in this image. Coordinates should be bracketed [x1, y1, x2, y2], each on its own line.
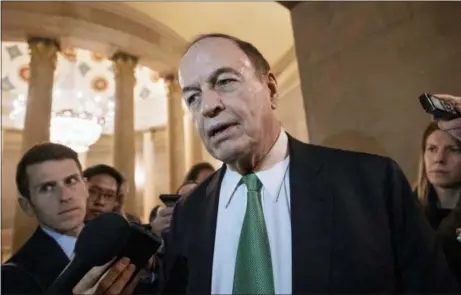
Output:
[211, 129, 292, 294]
[41, 226, 77, 259]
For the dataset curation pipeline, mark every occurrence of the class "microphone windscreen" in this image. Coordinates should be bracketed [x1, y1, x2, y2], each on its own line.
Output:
[75, 212, 131, 266]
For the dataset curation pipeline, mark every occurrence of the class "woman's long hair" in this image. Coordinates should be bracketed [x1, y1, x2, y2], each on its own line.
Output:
[415, 121, 461, 206]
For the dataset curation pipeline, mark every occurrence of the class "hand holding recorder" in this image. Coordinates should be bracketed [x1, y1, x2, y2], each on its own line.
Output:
[419, 93, 461, 140]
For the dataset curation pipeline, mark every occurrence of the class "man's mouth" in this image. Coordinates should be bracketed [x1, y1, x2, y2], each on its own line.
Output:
[208, 122, 237, 138]
[58, 208, 79, 215]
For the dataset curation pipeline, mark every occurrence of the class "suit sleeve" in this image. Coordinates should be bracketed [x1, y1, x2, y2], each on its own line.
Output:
[1, 263, 44, 294]
[161, 199, 189, 294]
[385, 159, 460, 293]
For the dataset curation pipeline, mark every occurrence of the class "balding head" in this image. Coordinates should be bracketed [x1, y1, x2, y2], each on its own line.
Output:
[178, 34, 281, 173]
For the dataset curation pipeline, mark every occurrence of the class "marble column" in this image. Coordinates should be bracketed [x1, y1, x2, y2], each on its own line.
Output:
[184, 109, 203, 169]
[111, 52, 138, 216]
[165, 74, 186, 192]
[12, 38, 59, 251]
[78, 152, 87, 169]
[152, 127, 169, 197]
[142, 129, 156, 221]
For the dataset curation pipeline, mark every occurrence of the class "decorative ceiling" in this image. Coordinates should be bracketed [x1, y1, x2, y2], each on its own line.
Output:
[1, 42, 168, 134]
[123, 1, 294, 66]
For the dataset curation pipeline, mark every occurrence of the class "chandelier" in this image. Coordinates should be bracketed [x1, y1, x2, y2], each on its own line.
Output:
[9, 49, 114, 153]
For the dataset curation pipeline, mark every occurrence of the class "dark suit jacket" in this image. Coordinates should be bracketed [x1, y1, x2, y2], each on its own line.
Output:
[1, 227, 70, 294]
[163, 135, 460, 294]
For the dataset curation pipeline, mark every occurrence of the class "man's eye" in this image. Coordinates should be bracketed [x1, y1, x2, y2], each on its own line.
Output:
[67, 176, 79, 185]
[40, 184, 54, 193]
[186, 93, 199, 106]
[216, 78, 236, 87]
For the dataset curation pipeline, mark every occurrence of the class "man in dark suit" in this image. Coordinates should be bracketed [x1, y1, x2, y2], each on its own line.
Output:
[163, 33, 460, 294]
[1, 143, 140, 294]
[2, 143, 89, 294]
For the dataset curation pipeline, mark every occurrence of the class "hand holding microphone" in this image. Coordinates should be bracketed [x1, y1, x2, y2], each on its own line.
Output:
[46, 212, 161, 295]
[73, 257, 141, 295]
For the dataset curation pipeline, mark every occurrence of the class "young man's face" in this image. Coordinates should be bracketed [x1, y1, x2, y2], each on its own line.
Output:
[85, 174, 120, 221]
[21, 159, 88, 236]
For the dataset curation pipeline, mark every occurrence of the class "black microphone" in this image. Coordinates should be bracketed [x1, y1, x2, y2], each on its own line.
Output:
[46, 212, 131, 294]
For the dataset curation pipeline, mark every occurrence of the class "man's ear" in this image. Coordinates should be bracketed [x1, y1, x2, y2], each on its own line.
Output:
[18, 196, 35, 217]
[267, 73, 279, 110]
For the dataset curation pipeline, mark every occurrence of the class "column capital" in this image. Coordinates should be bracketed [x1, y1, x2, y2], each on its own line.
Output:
[111, 52, 138, 66]
[27, 37, 60, 69]
[27, 37, 61, 51]
[111, 52, 138, 78]
[162, 72, 181, 94]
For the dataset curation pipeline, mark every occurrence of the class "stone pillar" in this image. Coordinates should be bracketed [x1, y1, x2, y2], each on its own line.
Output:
[184, 109, 203, 169]
[12, 37, 59, 251]
[20, 38, 59, 152]
[165, 74, 186, 192]
[290, 1, 461, 180]
[142, 129, 156, 221]
[111, 52, 138, 216]
[78, 152, 87, 169]
[152, 127, 169, 196]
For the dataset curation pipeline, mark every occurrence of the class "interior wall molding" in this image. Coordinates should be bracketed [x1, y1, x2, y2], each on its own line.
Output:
[1, 1, 187, 72]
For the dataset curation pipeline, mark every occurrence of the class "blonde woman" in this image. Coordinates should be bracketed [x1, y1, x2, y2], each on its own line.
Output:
[415, 121, 461, 285]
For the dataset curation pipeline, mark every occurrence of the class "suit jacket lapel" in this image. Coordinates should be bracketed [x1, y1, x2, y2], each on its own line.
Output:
[22, 228, 70, 290]
[192, 165, 226, 293]
[288, 135, 334, 293]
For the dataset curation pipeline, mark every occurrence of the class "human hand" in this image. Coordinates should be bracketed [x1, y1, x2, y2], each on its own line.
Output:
[73, 257, 141, 295]
[434, 94, 461, 113]
[433, 94, 461, 140]
[150, 207, 174, 235]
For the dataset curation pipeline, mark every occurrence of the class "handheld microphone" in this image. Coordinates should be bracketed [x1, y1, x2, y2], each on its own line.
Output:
[46, 213, 131, 294]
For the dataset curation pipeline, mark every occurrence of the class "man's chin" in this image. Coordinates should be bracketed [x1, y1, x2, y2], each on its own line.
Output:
[211, 145, 248, 165]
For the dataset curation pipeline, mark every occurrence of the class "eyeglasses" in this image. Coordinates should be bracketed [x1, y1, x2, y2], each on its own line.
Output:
[88, 186, 118, 201]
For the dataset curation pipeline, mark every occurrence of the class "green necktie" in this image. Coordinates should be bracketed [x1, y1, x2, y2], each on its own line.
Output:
[233, 173, 275, 295]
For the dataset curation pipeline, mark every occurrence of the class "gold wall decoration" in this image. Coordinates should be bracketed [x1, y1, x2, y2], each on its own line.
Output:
[18, 65, 30, 82]
[91, 76, 109, 92]
[62, 48, 77, 62]
[91, 52, 105, 63]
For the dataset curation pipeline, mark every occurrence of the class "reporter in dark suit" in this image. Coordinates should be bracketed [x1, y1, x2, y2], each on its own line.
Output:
[163, 33, 460, 294]
[2, 143, 88, 294]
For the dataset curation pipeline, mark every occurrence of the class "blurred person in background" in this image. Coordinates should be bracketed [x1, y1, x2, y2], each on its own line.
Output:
[83, 164, 125, 221]
[415, 121, 461, 285]
[184, 162, 215, 184]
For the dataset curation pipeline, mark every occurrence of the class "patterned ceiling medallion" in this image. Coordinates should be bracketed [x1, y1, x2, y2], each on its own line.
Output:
[6, 45, 22, 60]
[91, 52, 104, 62]
[78, 63, 91, 76]
[140, 87, 151, 100]
[1, 77, 15, 91]
[62, 48, 77, 62]
[92, 77, 108, 92]
[18, 65, 30, 82]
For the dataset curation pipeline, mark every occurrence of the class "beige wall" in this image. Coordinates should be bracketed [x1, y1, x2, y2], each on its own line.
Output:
[275, 83, 309, 143]
[291, 1, 461, 181]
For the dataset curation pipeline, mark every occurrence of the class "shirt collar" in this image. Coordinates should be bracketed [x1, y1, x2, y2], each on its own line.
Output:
[222, 129, 289, 206]
[41, 225, 77, 259]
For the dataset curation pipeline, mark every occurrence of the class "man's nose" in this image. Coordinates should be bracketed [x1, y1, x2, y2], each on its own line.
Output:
[201, 89, 224, 118]
[58, 185, 73, 202]
[93, 194, 105, 205]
